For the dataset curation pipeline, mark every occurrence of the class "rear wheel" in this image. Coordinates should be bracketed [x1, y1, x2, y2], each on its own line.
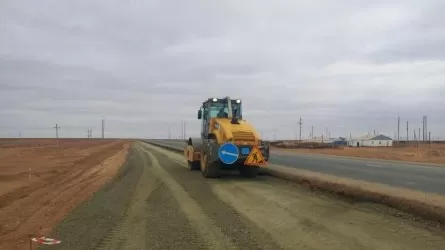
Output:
[200, 152, 220, 178]
[238, 164, 259, 178]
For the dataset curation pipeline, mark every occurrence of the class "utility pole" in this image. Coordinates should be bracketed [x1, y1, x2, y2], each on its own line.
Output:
[184, 121, 186, 140]
[406, 121, 409, 142]
[397, 116, 400, 141]
[101, 119, 105, 139]
[311, 125, 314, 139]
[54, 124, 60, 147]
[326, 127, 328, 139]
[414, 129, 418, 147]
[54, 124, 60, 139]
[298, 117, 303, 141]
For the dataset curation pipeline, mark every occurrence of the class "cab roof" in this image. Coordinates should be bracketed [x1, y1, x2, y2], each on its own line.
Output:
[203, 97, 242, 105]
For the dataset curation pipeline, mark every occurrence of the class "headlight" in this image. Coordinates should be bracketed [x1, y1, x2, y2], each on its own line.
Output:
[236, 99, 241, 103]
[212, 98, 218, 102]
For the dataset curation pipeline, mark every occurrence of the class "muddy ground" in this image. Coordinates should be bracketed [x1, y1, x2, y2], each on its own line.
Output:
[38, 142, 445, 250]
[0, 139, 130, 250]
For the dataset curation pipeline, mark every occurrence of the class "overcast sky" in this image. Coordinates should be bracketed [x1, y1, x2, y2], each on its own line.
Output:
[1, 0, 444, 139]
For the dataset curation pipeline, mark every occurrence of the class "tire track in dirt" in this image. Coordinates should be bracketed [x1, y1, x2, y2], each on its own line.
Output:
[139, 145, 237, 249]
[95, 147, 161, 250]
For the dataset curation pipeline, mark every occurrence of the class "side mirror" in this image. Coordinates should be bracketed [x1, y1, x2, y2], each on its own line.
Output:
[198, 110, 202, 119]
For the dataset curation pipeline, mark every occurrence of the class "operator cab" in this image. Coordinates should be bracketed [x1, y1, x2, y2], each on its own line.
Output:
[197, 97, 243, 121]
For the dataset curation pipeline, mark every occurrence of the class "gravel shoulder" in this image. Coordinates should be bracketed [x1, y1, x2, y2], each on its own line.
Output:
[39, 142, 445, 250]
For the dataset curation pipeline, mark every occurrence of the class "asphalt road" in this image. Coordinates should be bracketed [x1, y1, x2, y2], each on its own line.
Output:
[39, 142, 445, 250]
[147, 140, 445, 195]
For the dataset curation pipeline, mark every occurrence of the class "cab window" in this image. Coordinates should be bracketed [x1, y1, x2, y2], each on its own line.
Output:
[209, 103, 228, 118]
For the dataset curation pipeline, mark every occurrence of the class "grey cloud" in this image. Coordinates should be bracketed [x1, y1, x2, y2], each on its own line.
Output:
[1, 0, 444, 139]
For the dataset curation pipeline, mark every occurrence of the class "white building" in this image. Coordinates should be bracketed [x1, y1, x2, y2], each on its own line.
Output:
[348, 134, 393, 147]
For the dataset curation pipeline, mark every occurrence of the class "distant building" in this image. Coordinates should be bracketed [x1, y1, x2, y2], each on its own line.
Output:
[304, 136, 333, 144]
[348, 134, 393, 147]
[332, 137, 347, 146]
[304, 137, 347, 146]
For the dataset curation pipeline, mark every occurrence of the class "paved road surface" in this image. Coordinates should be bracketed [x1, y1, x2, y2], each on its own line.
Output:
[40, 142, 445, 250]
[147, 139, 445, 195]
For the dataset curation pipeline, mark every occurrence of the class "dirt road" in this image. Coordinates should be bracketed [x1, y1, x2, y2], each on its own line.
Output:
[40, 142, 445, 250]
